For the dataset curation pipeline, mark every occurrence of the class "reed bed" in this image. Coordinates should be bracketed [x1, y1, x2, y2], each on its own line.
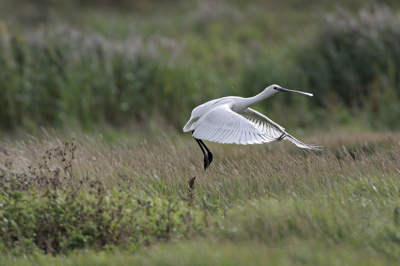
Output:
[1, 5, 400, 132]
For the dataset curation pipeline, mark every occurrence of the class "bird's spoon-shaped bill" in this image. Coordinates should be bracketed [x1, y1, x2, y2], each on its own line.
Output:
[278, 87, 313, 97]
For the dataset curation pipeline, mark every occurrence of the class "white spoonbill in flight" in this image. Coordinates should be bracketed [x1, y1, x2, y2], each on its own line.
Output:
[183, 84, 320, 170]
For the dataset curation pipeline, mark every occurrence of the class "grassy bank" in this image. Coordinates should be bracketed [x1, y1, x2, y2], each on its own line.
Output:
[1, 132, 400, 264]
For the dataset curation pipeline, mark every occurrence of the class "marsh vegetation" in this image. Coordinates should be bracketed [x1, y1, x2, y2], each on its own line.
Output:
[1, 0, 400, 265]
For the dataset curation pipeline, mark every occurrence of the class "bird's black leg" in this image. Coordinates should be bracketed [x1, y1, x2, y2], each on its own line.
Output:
[195, 138, 209, 170]
[199, 139, 213, 166]
[192, 130, 212, 170]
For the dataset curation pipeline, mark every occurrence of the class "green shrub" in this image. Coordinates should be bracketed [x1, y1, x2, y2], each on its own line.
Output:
[241, 6, 400, 129]
[298, 6, 400, 107]
[0, 25, 200, 131]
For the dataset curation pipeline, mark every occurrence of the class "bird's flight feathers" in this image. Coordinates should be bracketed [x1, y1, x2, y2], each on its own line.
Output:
[191, 104, 319, 150]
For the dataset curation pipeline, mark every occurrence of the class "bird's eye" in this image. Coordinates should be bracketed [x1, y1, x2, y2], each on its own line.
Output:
[274, 86, 279, 90]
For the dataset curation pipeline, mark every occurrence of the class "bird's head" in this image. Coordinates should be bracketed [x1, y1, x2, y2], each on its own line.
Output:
[268, 84, 313, 97]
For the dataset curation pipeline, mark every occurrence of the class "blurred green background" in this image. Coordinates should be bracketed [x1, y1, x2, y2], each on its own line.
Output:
[1, 0, 400, 136]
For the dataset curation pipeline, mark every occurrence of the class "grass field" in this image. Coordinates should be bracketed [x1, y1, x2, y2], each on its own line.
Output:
[1, 131, 400, 265]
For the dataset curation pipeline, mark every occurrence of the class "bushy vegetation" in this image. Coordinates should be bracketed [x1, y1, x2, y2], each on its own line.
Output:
[300, 7, 400, 127]
[0, 25, 196, 130]
[242, 6, 400, 129]
[0, 140, 206, 255]
[1, 3, 400, 133]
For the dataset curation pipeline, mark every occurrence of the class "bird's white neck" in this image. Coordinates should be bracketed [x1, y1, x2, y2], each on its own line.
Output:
[243, 88, 276, 108]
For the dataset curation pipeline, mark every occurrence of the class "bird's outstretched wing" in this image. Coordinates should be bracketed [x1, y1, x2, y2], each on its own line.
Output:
[192, 104, 276, 145]
[242, 108, 320, 150]
[192, 104, 320, 149]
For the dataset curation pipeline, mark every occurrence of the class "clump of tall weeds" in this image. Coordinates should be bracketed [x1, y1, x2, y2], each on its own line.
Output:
[0, 139, 206, 255]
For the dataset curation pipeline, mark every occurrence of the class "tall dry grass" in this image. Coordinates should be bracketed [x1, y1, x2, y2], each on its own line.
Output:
[1, 131, 400, 256]
[2, 131, 400, 201]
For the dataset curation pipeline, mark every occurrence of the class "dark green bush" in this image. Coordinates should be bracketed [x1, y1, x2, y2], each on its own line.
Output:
[298, 6, 400, 108]
[241, 6, 400, 129]
[0, 25, 202, 131]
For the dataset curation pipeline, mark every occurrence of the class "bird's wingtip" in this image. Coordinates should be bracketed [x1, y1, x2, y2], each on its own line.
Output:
[308, 143, 323, 151]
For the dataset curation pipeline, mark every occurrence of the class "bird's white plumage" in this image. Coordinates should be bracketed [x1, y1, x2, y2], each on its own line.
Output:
[242, 108, 317, 149]
[190, 103, 317, 149]
[192, 103, 269, 144]
[184, 84, 320, 150]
